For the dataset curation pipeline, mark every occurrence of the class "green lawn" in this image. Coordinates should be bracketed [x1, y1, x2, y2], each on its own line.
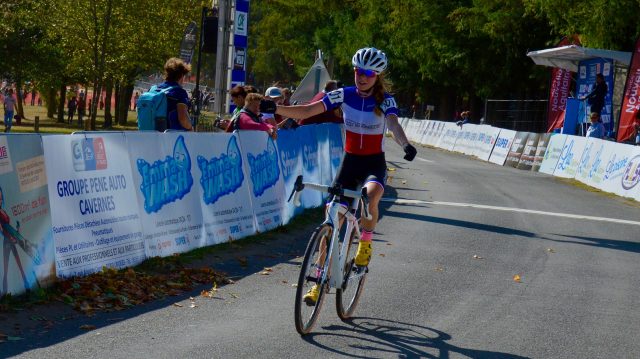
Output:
[0, 104, 139, 134]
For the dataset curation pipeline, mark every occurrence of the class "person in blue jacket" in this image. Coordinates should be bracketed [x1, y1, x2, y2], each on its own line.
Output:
[156, 58, 194, 132]
[586, 112, 604, 139]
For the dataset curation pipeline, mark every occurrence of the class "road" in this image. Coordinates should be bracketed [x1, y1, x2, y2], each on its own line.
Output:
[6, 143, 640, 358]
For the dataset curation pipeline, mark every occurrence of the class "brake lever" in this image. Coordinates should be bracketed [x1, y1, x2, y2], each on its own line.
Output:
[287, 175, 305, 202]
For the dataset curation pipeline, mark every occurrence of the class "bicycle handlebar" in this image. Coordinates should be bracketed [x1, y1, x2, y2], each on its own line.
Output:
[288, 175, 372, 220]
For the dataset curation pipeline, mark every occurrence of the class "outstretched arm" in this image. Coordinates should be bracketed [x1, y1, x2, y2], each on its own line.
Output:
[386, 114, 409, 147]
[275, 101, 326, 120]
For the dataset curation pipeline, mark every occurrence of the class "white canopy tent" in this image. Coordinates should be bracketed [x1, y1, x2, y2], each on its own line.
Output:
[526, 45, 631, 71]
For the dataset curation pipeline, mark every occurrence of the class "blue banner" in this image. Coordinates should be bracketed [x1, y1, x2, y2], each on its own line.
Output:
[577, 58, 614, 132]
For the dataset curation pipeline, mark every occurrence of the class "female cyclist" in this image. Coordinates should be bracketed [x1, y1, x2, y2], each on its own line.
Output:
[272, 47, 417, 304]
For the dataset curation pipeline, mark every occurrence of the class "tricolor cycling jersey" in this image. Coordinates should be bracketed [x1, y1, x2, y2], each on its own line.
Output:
[321, 86, 398, 155]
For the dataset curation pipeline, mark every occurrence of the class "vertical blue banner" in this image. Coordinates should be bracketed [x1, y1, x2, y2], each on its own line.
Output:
[230, 0, 250, 112]
[577, 58, 614, 132]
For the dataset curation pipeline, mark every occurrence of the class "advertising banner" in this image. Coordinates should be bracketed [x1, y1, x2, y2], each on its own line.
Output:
[230, 0, 250, 89]
[517, 133, 541, 170]
[504, 132, 531, 168]
[538, 134, 568, 174]
[575, 137, 605, 185]
[298, 125, 323, 208]
[191, 133, 255, 245]
[43, 133, 145, 278]
[552, 135, 588, 179]
[278, 129, 304, 224]
[598, 143, 639, 198]
[0, 135, 55, 295]
[531, 133, 552, 172]
[126, 133, 204, 258]
[616, 37, 640, 143]
[237, 131, 285, 233]
[488, 129, 516, 165]
[577, 58, 614, 131]
[474, 126, 501, 161]
[418, 120, 434, 145]
[547, 36, 578, 132]
[438, 124, 459, 151]
[432, 122, 450, 148]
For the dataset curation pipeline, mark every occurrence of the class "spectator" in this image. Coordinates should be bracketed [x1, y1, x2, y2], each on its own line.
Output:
[586, 112, 605, 139]
[3, 89, 16, 132]
[132, 91, 139, 111]
[244, 85, 258, 94]
[30, 88, 36, 106]
[229, 85, 248, 117]
[281, 88, 292, 106]
[262, 86, 284, 126]
[67, 96, 77, 124]
[299, 80, 343, 125]
[156, 57, 194, 132]
[456, 111, 471, 128]
[77, 94, 86, 127]
[581, 73, 607, 115]
[225, 93, 277, 140]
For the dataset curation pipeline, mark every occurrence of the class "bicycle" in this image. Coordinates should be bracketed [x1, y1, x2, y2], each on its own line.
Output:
[288, 175, 372, 335]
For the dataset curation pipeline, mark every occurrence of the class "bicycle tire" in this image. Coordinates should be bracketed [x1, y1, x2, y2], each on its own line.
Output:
[294, 224, 332, 335]
[335, 224, 367, 320]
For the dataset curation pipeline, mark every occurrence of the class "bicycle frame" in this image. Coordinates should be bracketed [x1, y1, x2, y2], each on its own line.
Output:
[290, 175, 370, 290]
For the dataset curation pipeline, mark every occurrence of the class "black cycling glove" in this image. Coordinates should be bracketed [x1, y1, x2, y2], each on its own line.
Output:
[259, 99, 277, 114]
[403, 144, 417, 161]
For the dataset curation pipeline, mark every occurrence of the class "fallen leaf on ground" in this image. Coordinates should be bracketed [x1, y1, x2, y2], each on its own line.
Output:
[434, 267, 444, 272]
[387, 176, 393, 184]
[386, 243, 392, 246]
[379, 253, 386, 257]
[173, 303, 184, 307]
[189, 303, 197, 308]
[546, 248, 555, 253]
[281, 280, 288, 284]
[402, 180, 407, 184]
[472, 255, 484, 260]
[291, 284, 298, 287]
[79, 325, 96, 330]
[201, 283, 219, 298]
[229, 293, 239, 299]
[513, 274, 522, 283]
[260, 271, 271, 275]
[388, 167, 396, 172]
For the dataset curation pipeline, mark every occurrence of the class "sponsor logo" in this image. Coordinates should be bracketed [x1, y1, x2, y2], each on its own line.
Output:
[589, 145, 603, 179]
[248, 137, 280, 197]
[577, 142, 593, 175]
[72, 138, 107, 171]
[604, 153, 629, 180]
[622, 155, 640, 190]
[137, 135, 193, 213]
[495, 137, 510, 149]
[197, 136, 244, 205]
[557, 139, 574, 171]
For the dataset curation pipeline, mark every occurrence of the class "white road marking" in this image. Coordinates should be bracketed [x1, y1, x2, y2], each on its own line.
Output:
[382, 198, 640, 226]
[416, 157, 434, 163]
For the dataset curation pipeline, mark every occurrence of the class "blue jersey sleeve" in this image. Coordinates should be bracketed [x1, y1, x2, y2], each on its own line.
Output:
[381, 94, 398, 117]
[321, 88, 344, 111]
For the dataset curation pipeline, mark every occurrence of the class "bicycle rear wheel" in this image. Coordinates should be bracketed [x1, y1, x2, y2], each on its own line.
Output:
[294, 224, 332, 335]
[336, 225, 367, 320]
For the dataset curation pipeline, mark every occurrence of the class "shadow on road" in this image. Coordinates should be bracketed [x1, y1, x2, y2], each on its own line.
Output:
[548, 233, 640, 254]
[302, 316, 530, 359]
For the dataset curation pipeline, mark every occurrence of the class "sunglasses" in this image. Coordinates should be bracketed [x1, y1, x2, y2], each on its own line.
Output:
[354, 67, 377, 78]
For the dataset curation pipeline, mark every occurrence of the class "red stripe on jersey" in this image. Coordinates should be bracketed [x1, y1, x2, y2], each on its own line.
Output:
[345, 132, 384, 155]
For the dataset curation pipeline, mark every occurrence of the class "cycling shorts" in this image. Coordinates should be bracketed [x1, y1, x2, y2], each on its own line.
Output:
[333, 152, 386, 205]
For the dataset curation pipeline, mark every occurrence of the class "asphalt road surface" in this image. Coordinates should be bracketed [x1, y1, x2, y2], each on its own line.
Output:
[6, 143, 640, 359]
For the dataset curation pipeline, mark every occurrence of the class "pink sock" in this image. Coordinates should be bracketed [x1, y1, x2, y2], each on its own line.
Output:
[361, 230, 373, 242]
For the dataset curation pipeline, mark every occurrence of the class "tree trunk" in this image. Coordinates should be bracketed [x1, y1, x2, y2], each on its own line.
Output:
[46, 87, 56, 119]
[437, 88, 456, 121]
[119, 84, 134, 126]
[103, 80, 113, 128]
[15, 78, 25, 119]
[113, 82, 121, 125]
[89, 82, 101, 131]
[57, 84, 66, 123]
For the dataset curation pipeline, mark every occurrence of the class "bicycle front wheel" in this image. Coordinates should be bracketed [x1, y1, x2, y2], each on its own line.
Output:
[294, 224, 332, 335]
[336, 226, 367, 320]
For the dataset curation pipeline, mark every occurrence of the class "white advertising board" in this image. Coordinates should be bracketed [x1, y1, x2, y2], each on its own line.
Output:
[474, 126, 501, 161]
[553, 135, 588, 179]
[598, 142, 640, 199]
[126, 132, 204, 258]
[43, 133, 145, 278]
[488, 129, 516, 165]
[237, 131, 286, 233]
[538, 134, 568, 174]
[191, 133, 256, 245]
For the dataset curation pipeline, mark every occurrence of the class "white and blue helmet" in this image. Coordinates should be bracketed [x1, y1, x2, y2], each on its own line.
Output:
[352, 47, 388, 74]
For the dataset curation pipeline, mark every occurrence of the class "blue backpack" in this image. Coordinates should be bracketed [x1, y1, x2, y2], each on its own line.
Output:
[136, 85, 175, 131]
